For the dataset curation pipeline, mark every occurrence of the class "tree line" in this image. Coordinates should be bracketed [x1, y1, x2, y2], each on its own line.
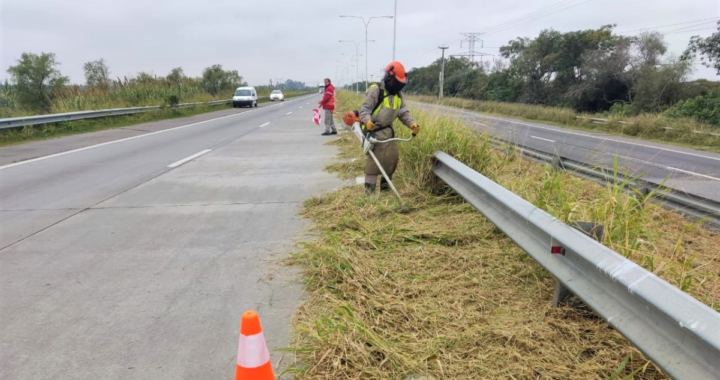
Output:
[404, 23, 720, 124]
[1, 54, 309, 115]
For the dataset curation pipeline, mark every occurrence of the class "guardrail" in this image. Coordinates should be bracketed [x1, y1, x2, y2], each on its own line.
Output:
[575, 116, 720, 137]
[431, 151, 720, 380]
[488, 138, 720, 227]
[0, 97, 274, 130]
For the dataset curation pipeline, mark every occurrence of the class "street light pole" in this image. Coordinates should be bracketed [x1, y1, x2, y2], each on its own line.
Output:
[393, 0, 397, 61]
[340, 40, 373, 94]
[341, 51, 363, 94]
[340, 15, 393, 92]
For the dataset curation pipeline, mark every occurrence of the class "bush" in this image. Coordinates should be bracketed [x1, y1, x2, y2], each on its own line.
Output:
[605, 103, 634, 117]
[665, 92, 720, 126]
[166, 95, 180, 107]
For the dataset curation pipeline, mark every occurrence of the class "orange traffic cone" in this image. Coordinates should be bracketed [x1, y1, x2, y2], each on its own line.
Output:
[235, 311, 275, 380]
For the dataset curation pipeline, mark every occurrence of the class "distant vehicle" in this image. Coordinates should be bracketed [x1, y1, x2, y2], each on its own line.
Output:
[270, 90, 285, 101]
[318, 84, 324, 93]
[232, 87, 258, 108]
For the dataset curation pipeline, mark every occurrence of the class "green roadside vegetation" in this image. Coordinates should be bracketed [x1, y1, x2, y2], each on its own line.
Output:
[286, 91, 720, 379]
[411, 95, 720, 153]
[339, 24, 720, 151]
[0, 92, 311, 147]
[0, 53, 314, 146]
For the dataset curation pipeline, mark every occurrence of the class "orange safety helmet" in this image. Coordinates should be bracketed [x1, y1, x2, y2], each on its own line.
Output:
[385, 61, 407, 83]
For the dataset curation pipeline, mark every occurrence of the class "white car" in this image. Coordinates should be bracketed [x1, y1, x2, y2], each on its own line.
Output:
[269, 90, 284, 101]
[232, 86, 258, 108]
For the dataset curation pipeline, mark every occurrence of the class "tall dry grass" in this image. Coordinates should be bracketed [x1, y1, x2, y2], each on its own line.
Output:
[412, 96, 720, 150]
[287, 91, 720, 379]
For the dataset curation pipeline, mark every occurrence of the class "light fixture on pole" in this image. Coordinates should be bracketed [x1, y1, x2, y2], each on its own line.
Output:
[340, 40, 374, 94]
[341, 52, 363, 93]
[339, 15, 393, 92]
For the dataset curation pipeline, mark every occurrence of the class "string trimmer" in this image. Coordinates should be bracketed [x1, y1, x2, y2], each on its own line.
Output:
[349, 120, 415, 204]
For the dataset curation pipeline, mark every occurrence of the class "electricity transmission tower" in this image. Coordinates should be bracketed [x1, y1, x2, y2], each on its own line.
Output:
[454, 32, 492, 64]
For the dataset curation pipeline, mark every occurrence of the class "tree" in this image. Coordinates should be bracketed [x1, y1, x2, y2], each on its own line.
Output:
[166, 67, 185, 85]
[83, 59, 111, 89]
[635, 32, 667, 67]
[632, 57, 691, 112]
[201, 64, 243, 96]
[683, 21, 720, 75]
[6, 52, 68, 112]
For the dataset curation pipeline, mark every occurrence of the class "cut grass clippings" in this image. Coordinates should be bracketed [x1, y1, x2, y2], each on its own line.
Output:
[411, 95, 720, 153]
[287, 91, 720, 379]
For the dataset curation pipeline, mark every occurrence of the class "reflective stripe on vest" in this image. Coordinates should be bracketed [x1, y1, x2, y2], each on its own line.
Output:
[370, 84, 402, 116]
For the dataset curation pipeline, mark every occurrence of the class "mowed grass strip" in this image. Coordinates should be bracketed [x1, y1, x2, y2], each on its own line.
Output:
[286, 91, 719, 380]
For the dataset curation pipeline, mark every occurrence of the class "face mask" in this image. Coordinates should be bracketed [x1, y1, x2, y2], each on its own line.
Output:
[384, 77, 405, 95]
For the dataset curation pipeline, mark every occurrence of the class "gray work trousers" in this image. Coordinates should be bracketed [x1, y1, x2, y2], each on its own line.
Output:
[324, 109, 336, 133]
[365, 127, 398, 185]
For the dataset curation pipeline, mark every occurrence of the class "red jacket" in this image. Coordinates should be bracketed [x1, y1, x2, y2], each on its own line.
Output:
[319, 84, 335, 110]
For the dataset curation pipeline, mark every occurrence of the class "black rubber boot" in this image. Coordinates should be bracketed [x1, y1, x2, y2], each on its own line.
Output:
[364, 183, 376, 195]
[380, 177, 391, 191]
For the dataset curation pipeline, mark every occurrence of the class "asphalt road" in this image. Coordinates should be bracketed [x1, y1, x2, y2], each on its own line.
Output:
[417, 103, 720, 202]
[0, 94, 345, 379]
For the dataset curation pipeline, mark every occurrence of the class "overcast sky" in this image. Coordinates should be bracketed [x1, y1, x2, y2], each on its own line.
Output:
[1, 0, 718, 87]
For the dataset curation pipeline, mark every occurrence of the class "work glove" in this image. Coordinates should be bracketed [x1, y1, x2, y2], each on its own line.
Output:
[365, 120, 376, 131]
[410, 123, 420, 136]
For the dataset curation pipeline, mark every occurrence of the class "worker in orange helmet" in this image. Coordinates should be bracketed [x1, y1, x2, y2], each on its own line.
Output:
[359, 61, 420, 194]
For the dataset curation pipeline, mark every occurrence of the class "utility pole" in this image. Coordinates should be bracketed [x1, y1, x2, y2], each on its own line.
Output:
[439, 46, 449, 98]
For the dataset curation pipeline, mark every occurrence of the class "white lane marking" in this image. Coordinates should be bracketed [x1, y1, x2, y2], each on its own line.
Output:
[531, 136, 556, 143]
[465, 111, 720, 162]
[298, 106, 303, 109]
[167, 149, 212, 168]
[0, 95, 317, 171]
[424, 103, 720, 162]
[259, 122, 270, 128]
[617, 154, 720, 182]
[286, 112, 292, 115]
[486, 121, 720, 181]
[666, 166, 720, 182]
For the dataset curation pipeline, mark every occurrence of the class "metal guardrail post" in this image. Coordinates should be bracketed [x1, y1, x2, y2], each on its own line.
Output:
[431, 151, 720, 379]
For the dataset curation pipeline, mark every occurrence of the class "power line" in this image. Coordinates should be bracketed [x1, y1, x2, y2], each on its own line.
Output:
[407, 47, 443, 64]
[618, 18, 719, 34]
[662, 21, 719, 35]
[484, 0, 596, 36]
[664, 27, 717, 36]
[482, 0, 579, 34]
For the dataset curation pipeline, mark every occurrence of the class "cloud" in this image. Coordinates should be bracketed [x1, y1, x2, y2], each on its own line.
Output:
[1, 0, 717, 86]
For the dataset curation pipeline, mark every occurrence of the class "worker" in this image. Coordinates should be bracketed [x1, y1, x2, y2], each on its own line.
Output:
[318, 78, 337, 136]
[359, 61, 420, 194]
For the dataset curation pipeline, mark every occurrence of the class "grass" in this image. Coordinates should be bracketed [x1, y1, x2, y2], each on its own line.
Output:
[412, 96, 720, 153]
[0, 75, 310, 118]
[0, 92, 311, 147]
[286, 91, 720, 379]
